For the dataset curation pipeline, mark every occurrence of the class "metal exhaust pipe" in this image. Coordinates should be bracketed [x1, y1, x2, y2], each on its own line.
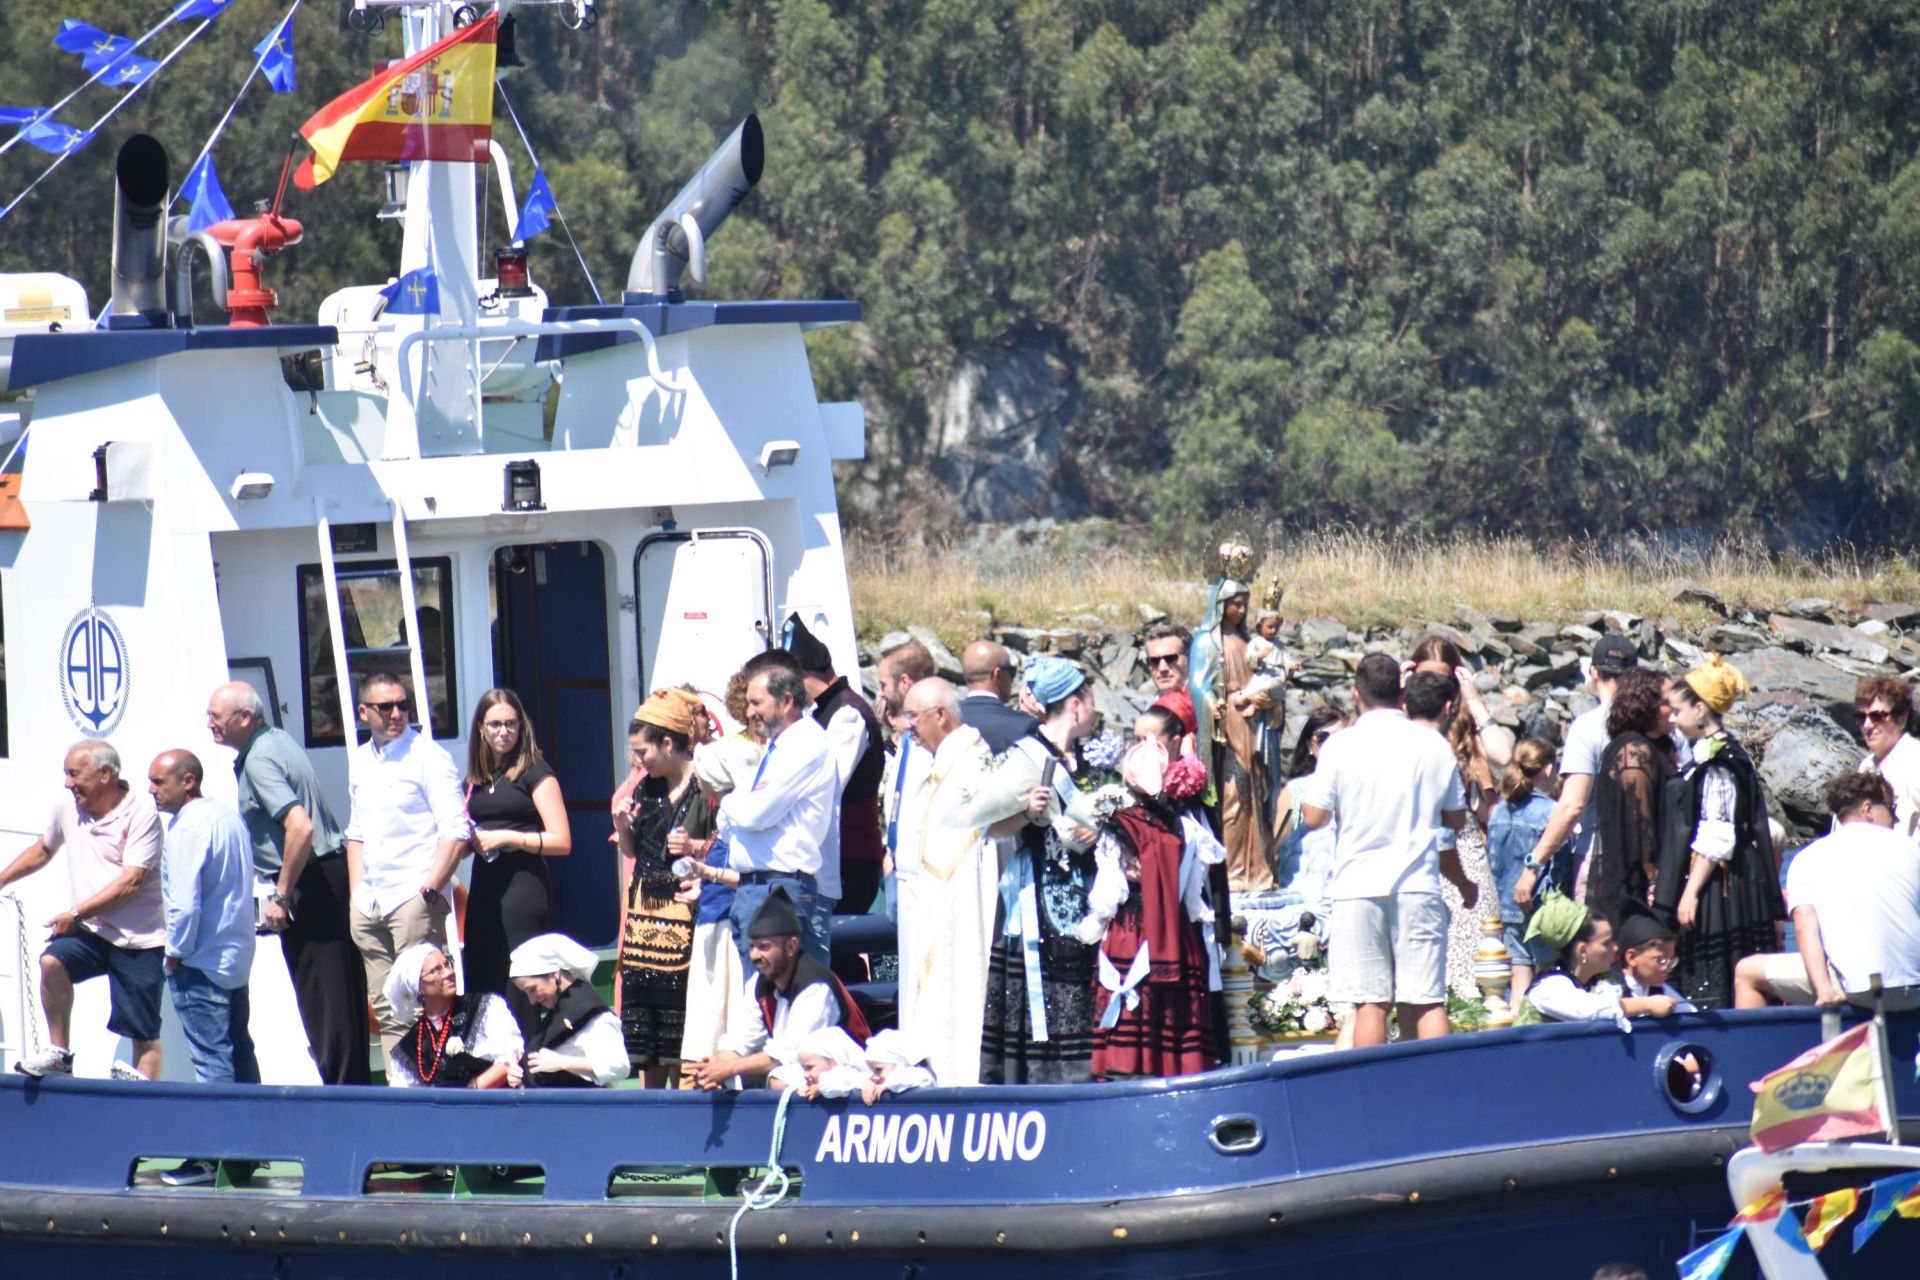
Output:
[625, 114, 763, 298]
[112, 134, 171, 318]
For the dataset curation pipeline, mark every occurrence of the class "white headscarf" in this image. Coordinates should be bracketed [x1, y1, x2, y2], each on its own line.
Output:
[862, 1028, 926, 1068]
[508, 932, 598, 983]
[384, 942, 443, 1025]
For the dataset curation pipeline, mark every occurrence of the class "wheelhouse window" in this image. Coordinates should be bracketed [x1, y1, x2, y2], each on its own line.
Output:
[297, 559, 456, 748]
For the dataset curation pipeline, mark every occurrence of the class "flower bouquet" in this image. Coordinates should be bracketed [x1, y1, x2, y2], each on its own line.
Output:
[1248, 962, 1339, 1039]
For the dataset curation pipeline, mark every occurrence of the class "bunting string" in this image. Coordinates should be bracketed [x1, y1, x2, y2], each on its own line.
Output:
[172, 0, 304, 228]
[495, 82, 602, 303]
[0, 2, 209, 164]
[1677, 1171, 1920, 1280]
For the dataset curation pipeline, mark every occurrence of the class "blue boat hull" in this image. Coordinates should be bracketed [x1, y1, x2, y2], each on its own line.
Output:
[3, 1008, 1915, 1277]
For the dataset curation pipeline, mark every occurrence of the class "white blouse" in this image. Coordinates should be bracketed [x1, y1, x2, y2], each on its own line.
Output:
[1526, 974, 1631, 1033]
[388, 993, 522, 1088]
[534, 1007, 631, 1087]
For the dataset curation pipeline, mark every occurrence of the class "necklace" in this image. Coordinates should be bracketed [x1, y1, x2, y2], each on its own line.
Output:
[416, 1008, 454, 1083]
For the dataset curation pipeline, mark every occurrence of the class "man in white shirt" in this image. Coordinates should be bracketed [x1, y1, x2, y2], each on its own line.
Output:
[1852, 675, 1920, 841]
[1515, 633, 1638, 907]
[1301, 653, 1474, 1047]
[1735, 772, 1920, 1012]
[690, 889, 868, 1089]
[721, 663, 838, 962]
[343, 672, 470, 1067]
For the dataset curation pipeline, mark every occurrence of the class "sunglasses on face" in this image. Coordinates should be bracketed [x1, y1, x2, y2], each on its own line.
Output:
[1147, 653, 1183, 669]
[363, 699, 410, 715]
[1859, 708, 1896, 726]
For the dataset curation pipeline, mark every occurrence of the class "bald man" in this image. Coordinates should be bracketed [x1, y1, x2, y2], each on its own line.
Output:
[958, 640, 1039, 753]
[151, 750, 259, 1091]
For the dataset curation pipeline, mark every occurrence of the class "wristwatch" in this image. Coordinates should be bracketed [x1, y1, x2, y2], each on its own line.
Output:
[1522, 856, 1548, 873]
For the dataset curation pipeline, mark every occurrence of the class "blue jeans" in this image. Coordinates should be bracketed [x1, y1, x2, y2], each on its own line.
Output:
[728, 874, 828, 967]
[167, 966, 260, 1084]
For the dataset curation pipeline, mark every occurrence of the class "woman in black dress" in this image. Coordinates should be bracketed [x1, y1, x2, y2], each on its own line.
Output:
[1587, 669, 1676, 925]
[463, 689, 571, 1000]
[616, 688, 712, 1087]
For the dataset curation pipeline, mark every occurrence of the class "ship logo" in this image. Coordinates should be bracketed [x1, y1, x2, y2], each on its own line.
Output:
[1774, 1069, 1834, 1111]
[59, 607, 129, 738]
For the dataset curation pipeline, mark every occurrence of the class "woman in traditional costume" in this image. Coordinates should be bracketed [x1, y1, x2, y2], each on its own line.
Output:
[1082, 732, 1224, 1079]
[614, 688, 712, 1086]
[1513, 895, 1678, 1027]
[980, 656, 1101, 1084]
[675, 736, 760, 1069]
[1586, 668, 1677, 925]
[462, 689, 571, 1002]
[1657, 657, 1783, 1008]
[384, 943, 522, 1089]
[1188, 542, 1277, 893]
[507, 933, 630, 1088]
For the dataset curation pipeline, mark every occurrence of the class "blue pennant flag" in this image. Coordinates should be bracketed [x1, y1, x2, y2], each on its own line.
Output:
[54, 21, 136, 74]
[0, 107, 47, 126]
[516, 167, 556, 242]
[181, 153, 236, 233]
[1676, 1230, 1742, 1280]
[1854, 1172, 1920, 1252]
[254, 14, 296, 94]
[172, 0, 233, 18]
[107, 54, 160, 87]
[379, 267, 441, 317]
[20, 119, 92, 155]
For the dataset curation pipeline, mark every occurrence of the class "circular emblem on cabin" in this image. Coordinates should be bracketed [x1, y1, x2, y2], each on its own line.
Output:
[59, 607, 130, 738]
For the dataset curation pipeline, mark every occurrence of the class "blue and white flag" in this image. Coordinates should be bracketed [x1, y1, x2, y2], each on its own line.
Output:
[0, 107, 47, 126]
[54, 21, 135, 74]
[1675, 1230, 1741, 1280]
[20, 119, 91, 155]
[254, 13, 296, 93]
[515, 166, 556, 242]
[181, 153, 236, 233]
[107, 54, 160, 86]
[172, 0, 233, 18]
[379, 267, 440, 316]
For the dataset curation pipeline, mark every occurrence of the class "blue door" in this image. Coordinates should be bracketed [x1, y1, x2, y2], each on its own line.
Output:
[491, 542, 617, 947]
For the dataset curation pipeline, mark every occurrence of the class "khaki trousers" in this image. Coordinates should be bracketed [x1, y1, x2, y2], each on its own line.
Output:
[350, 891, 451, 1073]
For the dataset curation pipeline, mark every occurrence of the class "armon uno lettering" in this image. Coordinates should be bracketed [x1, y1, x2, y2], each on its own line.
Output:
[813, 1110, 1046, 1164]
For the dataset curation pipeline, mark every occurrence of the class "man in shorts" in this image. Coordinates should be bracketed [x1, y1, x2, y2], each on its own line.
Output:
[0, 740, 166, 1078]
[1301, 653, 1476, 1048]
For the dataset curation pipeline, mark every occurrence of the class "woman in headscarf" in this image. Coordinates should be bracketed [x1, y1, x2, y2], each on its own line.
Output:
[1658, 657, 1784, 1008]
[1587, 668, 1677, 924]
[1513, 895, 1678, 1027]
[1082, 734, 1224, 1080]
[614, 688, 712, 1086]
[1188, 560, 1277, 893]
[507, 933, 630, 1087]
[383, 942, 522, 1088]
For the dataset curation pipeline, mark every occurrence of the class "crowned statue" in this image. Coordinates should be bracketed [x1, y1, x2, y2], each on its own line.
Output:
[1188, 540, 1281, 893]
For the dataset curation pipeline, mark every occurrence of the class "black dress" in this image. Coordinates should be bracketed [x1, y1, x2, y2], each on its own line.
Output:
[1587, 731, 1674, 925]
[465, 759, 557, 997]
[619, 774, 710, 1067]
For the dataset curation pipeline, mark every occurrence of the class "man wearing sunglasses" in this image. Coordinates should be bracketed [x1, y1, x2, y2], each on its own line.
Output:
[1142, 622, 1197, 740]
[343, 672, 470, 1074]
[1853, 675, 1920, 841]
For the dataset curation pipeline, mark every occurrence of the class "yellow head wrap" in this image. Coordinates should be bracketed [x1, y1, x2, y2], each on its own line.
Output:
[1684, 654, 1749, 715]
[631, 687, 706, 740]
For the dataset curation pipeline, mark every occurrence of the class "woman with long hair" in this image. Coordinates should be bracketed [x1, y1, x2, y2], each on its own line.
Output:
[1486, 738, 1563, 996]
[463, 689, 571, 999]
[1270, 705, 1346, 888]
[1587, 668, 1676, 923]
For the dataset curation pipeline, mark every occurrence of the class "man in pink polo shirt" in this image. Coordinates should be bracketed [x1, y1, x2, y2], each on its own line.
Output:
[0, 740, 165, 1079]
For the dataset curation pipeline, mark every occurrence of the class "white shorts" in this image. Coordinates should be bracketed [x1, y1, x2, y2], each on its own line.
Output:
[1329, 893, 1449, 1006]
[1752, 952, 1920, 1013]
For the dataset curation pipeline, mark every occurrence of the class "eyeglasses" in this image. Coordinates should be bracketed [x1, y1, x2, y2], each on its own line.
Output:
[481, 719, 520, 733]
[1859, 707, 1896, 726]
[1146, 653, 1183, 669]
[363, 699, 410, 715]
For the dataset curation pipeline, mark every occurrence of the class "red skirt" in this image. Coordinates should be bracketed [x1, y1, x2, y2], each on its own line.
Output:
[1090, 902, 1220, 1080]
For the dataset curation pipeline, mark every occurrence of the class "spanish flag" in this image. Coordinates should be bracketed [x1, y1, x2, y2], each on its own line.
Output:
[1749, 1022, 1888, 1154]
[293, 14, 496, 190]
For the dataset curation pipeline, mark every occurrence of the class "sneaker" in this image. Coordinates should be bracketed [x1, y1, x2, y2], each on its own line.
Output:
[159, 1159, 217, 1188]
[14, 1048, 73, 1077]
[110, 1060, 150, 1081]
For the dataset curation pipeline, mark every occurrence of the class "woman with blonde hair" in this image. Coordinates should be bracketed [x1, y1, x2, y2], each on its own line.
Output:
[1485, 737, 1564, 997]
[463, 688, 571, 999]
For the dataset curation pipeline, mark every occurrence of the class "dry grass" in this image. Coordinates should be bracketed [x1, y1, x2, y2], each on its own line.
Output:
[847, 526, 1920, 647]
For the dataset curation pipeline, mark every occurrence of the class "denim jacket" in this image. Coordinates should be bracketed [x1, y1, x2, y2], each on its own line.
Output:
[1485, 792, 1565, 925]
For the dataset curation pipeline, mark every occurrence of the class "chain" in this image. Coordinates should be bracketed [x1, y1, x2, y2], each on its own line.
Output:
[5, 894, 44, 1060]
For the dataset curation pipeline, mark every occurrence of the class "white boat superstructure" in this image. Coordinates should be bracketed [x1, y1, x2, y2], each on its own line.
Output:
[0, 1, 864, 1083]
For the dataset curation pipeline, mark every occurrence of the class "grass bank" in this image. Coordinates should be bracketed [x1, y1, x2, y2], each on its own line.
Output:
[846, 528, 1920, 647]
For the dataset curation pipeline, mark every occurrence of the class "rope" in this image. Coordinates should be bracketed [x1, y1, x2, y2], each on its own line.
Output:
[0, 6, 194, 164]
[171, 0, 305, 219]
[495, 83, 603, 303]
[726, 1086, 796, 1280]
[0, 16, 222, 226]
[5, 894, 45, 1062]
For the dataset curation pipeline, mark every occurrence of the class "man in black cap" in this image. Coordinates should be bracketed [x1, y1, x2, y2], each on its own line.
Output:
[1515, 633, 1640, 909]
[783, 614, 887, 918]
[690, 889, 870, 1089]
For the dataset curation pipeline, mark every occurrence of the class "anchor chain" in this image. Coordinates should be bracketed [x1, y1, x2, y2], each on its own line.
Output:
[727, 1086, 797, 1280]
[5, 893, 45, 1061]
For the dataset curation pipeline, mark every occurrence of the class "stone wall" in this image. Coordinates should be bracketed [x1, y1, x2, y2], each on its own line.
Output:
[865, 584, 1914, 840]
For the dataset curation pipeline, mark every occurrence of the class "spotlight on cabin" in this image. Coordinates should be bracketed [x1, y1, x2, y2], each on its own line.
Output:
[377, 162, 409, 222]
[495, 246, 533, 298]
[503, 458, 545, 511]
[229, 471, 275, 502]
[758, 440, 800, 475]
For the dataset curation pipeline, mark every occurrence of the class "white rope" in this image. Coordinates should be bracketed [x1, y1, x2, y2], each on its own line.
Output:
[727, 1086, 797, 1280]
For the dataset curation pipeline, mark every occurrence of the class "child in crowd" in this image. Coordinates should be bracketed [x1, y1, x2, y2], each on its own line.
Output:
[1485, 737, 1565, 998]
[861, 1029, 937, 1103]
[770, 1027, 869, 1098]
[1514, 896, 1679, 1029]
[1616, 910, 1697, 1013]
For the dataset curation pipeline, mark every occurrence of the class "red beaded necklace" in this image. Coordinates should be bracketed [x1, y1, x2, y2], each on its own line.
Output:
[416, 1008, 454, 1083]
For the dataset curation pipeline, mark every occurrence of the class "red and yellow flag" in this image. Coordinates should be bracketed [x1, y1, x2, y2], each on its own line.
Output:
[294, 14, 496, 190]
[1801, 1188, 1859, 1251]
[1749, 1022, 1887, 1153]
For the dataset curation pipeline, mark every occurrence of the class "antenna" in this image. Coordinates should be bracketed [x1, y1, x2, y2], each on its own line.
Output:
[268, 132, 299, 220]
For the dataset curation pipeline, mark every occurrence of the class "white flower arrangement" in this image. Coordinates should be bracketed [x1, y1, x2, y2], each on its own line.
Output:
[1248, 961, 1340, 1038]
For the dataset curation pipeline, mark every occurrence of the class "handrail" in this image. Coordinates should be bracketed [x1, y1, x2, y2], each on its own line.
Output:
[394, 316, 672, 406]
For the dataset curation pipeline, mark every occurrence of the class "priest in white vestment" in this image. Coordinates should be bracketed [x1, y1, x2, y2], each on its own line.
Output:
[896, 679, 1030, 1086]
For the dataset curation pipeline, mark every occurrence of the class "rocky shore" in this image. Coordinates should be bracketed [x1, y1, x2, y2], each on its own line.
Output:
[868, 582, 1912, 841]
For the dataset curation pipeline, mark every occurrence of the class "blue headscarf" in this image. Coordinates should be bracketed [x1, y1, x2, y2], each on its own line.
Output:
[1023, 655, 1086, 707]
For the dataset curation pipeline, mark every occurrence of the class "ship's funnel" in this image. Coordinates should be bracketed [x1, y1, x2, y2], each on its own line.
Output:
[111, 134, 171, 318]
[625, 115, 763, 297]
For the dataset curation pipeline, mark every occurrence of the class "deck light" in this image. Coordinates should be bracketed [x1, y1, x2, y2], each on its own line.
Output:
[229, 471, 275, 502]
[495, 247, 533, 298]
[503, 458, 545, 511]
[758, 440, 800, 474]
